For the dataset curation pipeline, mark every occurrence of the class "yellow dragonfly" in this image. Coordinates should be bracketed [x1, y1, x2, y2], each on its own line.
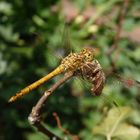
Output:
[8, 47, 105, 102]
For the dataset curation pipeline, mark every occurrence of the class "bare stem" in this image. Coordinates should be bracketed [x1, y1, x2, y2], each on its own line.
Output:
[53, 112, 80, 140]
[28, 71, 74, 140]
[107, 0, 129, 55]
[107, 134, 111, 140]
[105, 0, 130, 77]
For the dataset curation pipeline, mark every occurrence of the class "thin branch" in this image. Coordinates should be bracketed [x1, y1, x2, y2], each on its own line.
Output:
[28, 71, 74, 140]
[53, 112, 79, 140]
[106, 0, 129, 55]
[53, 112, 70, 135]
[33, 122, 61, 140]
[107, 134, 111, 140]
[105, 0, 130, 77]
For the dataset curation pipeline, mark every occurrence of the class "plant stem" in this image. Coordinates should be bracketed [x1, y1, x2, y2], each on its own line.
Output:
[107, 134, 111, 140]
[28, 71, 74, 139]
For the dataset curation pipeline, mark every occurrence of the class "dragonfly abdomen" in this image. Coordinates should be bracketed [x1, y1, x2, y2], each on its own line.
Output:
[8, 65, 65, 102]
[81, 60, 105, 96]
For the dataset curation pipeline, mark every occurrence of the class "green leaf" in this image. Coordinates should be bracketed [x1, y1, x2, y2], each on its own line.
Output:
[25, 132, 47, 140]
[0, 25, 19, 42]
[32, 15, 46, 27]
[93, 107, 140, 140]
[0, 1, 13, 15]
[0, 52, 7, 74]
[113, 123, 140, 140]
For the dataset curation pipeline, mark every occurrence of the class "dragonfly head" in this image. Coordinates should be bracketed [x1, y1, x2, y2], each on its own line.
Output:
[81, 47, 94, 62]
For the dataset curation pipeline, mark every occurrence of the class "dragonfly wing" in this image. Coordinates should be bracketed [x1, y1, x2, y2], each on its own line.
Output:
[73, 63, 120, 109]
[107, 72, 140, 89]
[80, 61, 105, 96]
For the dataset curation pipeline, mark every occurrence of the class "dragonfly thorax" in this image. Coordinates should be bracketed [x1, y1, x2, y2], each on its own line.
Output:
[61, 48, 94, 72]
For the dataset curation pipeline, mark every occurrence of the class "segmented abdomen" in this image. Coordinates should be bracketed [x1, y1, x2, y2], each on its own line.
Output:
[8, 65, 65, 102]
[80, 60, 105, 96]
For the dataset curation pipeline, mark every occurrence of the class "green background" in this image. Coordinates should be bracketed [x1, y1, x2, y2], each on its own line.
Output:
[0, 0, 140, 140]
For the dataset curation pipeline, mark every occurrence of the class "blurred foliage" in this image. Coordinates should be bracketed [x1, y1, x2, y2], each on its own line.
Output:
[0, 0, 140, 140]
[93, 107, 139, 140]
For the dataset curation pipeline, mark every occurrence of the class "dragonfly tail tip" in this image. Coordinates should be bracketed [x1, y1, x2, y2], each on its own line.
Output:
[8, 97, 15, 103]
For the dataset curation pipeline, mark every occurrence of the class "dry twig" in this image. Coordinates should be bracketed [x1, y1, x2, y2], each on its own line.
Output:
[53, 112, 80, 140]
[28, 71, 74, 140]
[107, 0, 130, 55]
[105, 0, 130, 76]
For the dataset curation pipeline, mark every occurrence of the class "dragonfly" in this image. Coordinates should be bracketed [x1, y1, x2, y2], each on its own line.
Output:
[8, 47, 105, 102]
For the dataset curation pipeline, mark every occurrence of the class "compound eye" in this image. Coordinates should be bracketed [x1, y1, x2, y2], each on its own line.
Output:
[82, 48, 87, 53]
[88, 53, 91, 56]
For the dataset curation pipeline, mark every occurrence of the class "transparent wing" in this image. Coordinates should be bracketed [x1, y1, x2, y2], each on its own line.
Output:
[70, 76, 121, 113]
[112, 73, 140, 88]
